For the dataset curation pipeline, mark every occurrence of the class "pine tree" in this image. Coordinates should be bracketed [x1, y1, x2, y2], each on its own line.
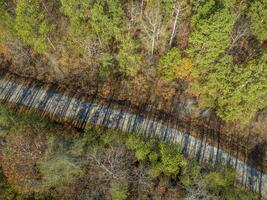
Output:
[248, 0, 267, 42]
[15, 0, 51, 53]
[117, 35, 141, 77]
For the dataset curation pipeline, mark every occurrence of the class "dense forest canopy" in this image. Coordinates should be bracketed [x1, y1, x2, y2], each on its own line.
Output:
[0, 0, 267, 199]
[0, 0, 266, 123]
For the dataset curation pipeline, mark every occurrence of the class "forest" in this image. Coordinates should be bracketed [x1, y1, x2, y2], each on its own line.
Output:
[0, 0, 266, 123]
[0, 0, 266, 199]
[0, 104, 259, 199]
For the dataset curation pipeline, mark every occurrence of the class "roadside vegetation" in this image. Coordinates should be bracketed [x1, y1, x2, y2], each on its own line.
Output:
[0, 104, 258, 199]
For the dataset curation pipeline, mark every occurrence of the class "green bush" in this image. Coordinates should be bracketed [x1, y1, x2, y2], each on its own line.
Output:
[0, 104, 53, 136]
[0, 0, 15, 32]
[40, 154, 83, 188]
[157, 48, 181, 82]
[109, 181, 128, 200]
[138, 194, 150, 200]
[117, 35, 141, 77]
[159, 143, 187, 176]
[99, 53, 114, 78]
[180, 161, 257, 199]
[15, 0, 52, 53]
[206, 167, 235, 192]
[126, 134, 159, 162]
[39, 136, 84, 189]
[126, 133, 186, 178]
[225, 188, 257, 200]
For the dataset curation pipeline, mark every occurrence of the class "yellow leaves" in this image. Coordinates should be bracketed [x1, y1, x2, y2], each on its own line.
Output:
[174, 58, 193, 79]
[157, 48, 195, 83]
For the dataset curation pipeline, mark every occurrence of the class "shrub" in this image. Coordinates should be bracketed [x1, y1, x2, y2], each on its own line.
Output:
[39, 137, 84, 189]
[0, 104, 53, 136]
[225, 188, 257, 200]
[15, 0, 52, 53]
[40, 155, 83, 188]
[159, 143, 187, 176]
[157, 48, 181, 82]
[99, 53, 114, 78]
[117, 35, 141, 77]
[109, 181, 128, 200]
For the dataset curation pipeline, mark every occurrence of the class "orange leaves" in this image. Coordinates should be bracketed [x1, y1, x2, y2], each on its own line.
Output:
[1, 130, 46, 194]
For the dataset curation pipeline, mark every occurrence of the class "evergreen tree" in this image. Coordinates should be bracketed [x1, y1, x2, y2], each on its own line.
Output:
[117, 35, 141, 77]
[210, 54, 267, 122]
[15, 0, 51, 53]
[60, 0, 91, 49]
[248, 0, 267, 42]
[0, 0, 14, 31]
[90, 2, 112, 46]
[157, 48, 181, 82]
[157, 48, 192, 82]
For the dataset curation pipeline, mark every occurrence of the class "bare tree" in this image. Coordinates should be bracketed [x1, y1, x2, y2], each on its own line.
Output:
[140, 0, 144, 16]
[140, 1, 163, 56]
[229, 14, 250, 51]
[89, 143, 131, 181]
[136, 165, 153, 195]
[128, 0, 141, 30]
[184, 179, 215, 200]
[169, 1, 187, 47]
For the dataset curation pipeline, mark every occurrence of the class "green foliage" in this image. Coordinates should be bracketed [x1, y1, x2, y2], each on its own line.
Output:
[83, 127, 104, 147]
[99, 53, 114, 78]
[0, 174, 58, 200]
[109, 181, 129, 200]
[89, 2, 111, 46]
[39, 136, 84, 188]
[105, 0, 126, 37]
[0, 104, 16, 134]
[0, 1, 15, 32]
[83, 126, 128, 151]
[125, 132, 143, 150]
[117, 35, 141, 77]
[125, 133, 158, 161]
[90, 1, 140, 77]
[40, 155, 83, 188]
[126, 133, 186, 178]
[188, 1, 267, 122]
[188, 2, 234, 67]
[138, 194, 150, 200]
[194, 54, 267, 122]
[180, 161, 202, 186]
[225, 188, 257, 200]
[206, 168, 235, 192]
[90, 0, 126, 46]
[0, 183, 23, 200]
[60, 0, 91, 20]
[180, 162, 256, 199]
[15, 0, 51, 53]
[248, 0, 267, 42]
[159, 143, 187, 176]
[0, 104, 53, 136]
[60, 0, 91, 52]
[157, 48, 181, 82]
[135, 140, 158, 161]
[0, 2, 13, 46]
[160, 0, 176, 21]
[191, 0, 217, 27]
